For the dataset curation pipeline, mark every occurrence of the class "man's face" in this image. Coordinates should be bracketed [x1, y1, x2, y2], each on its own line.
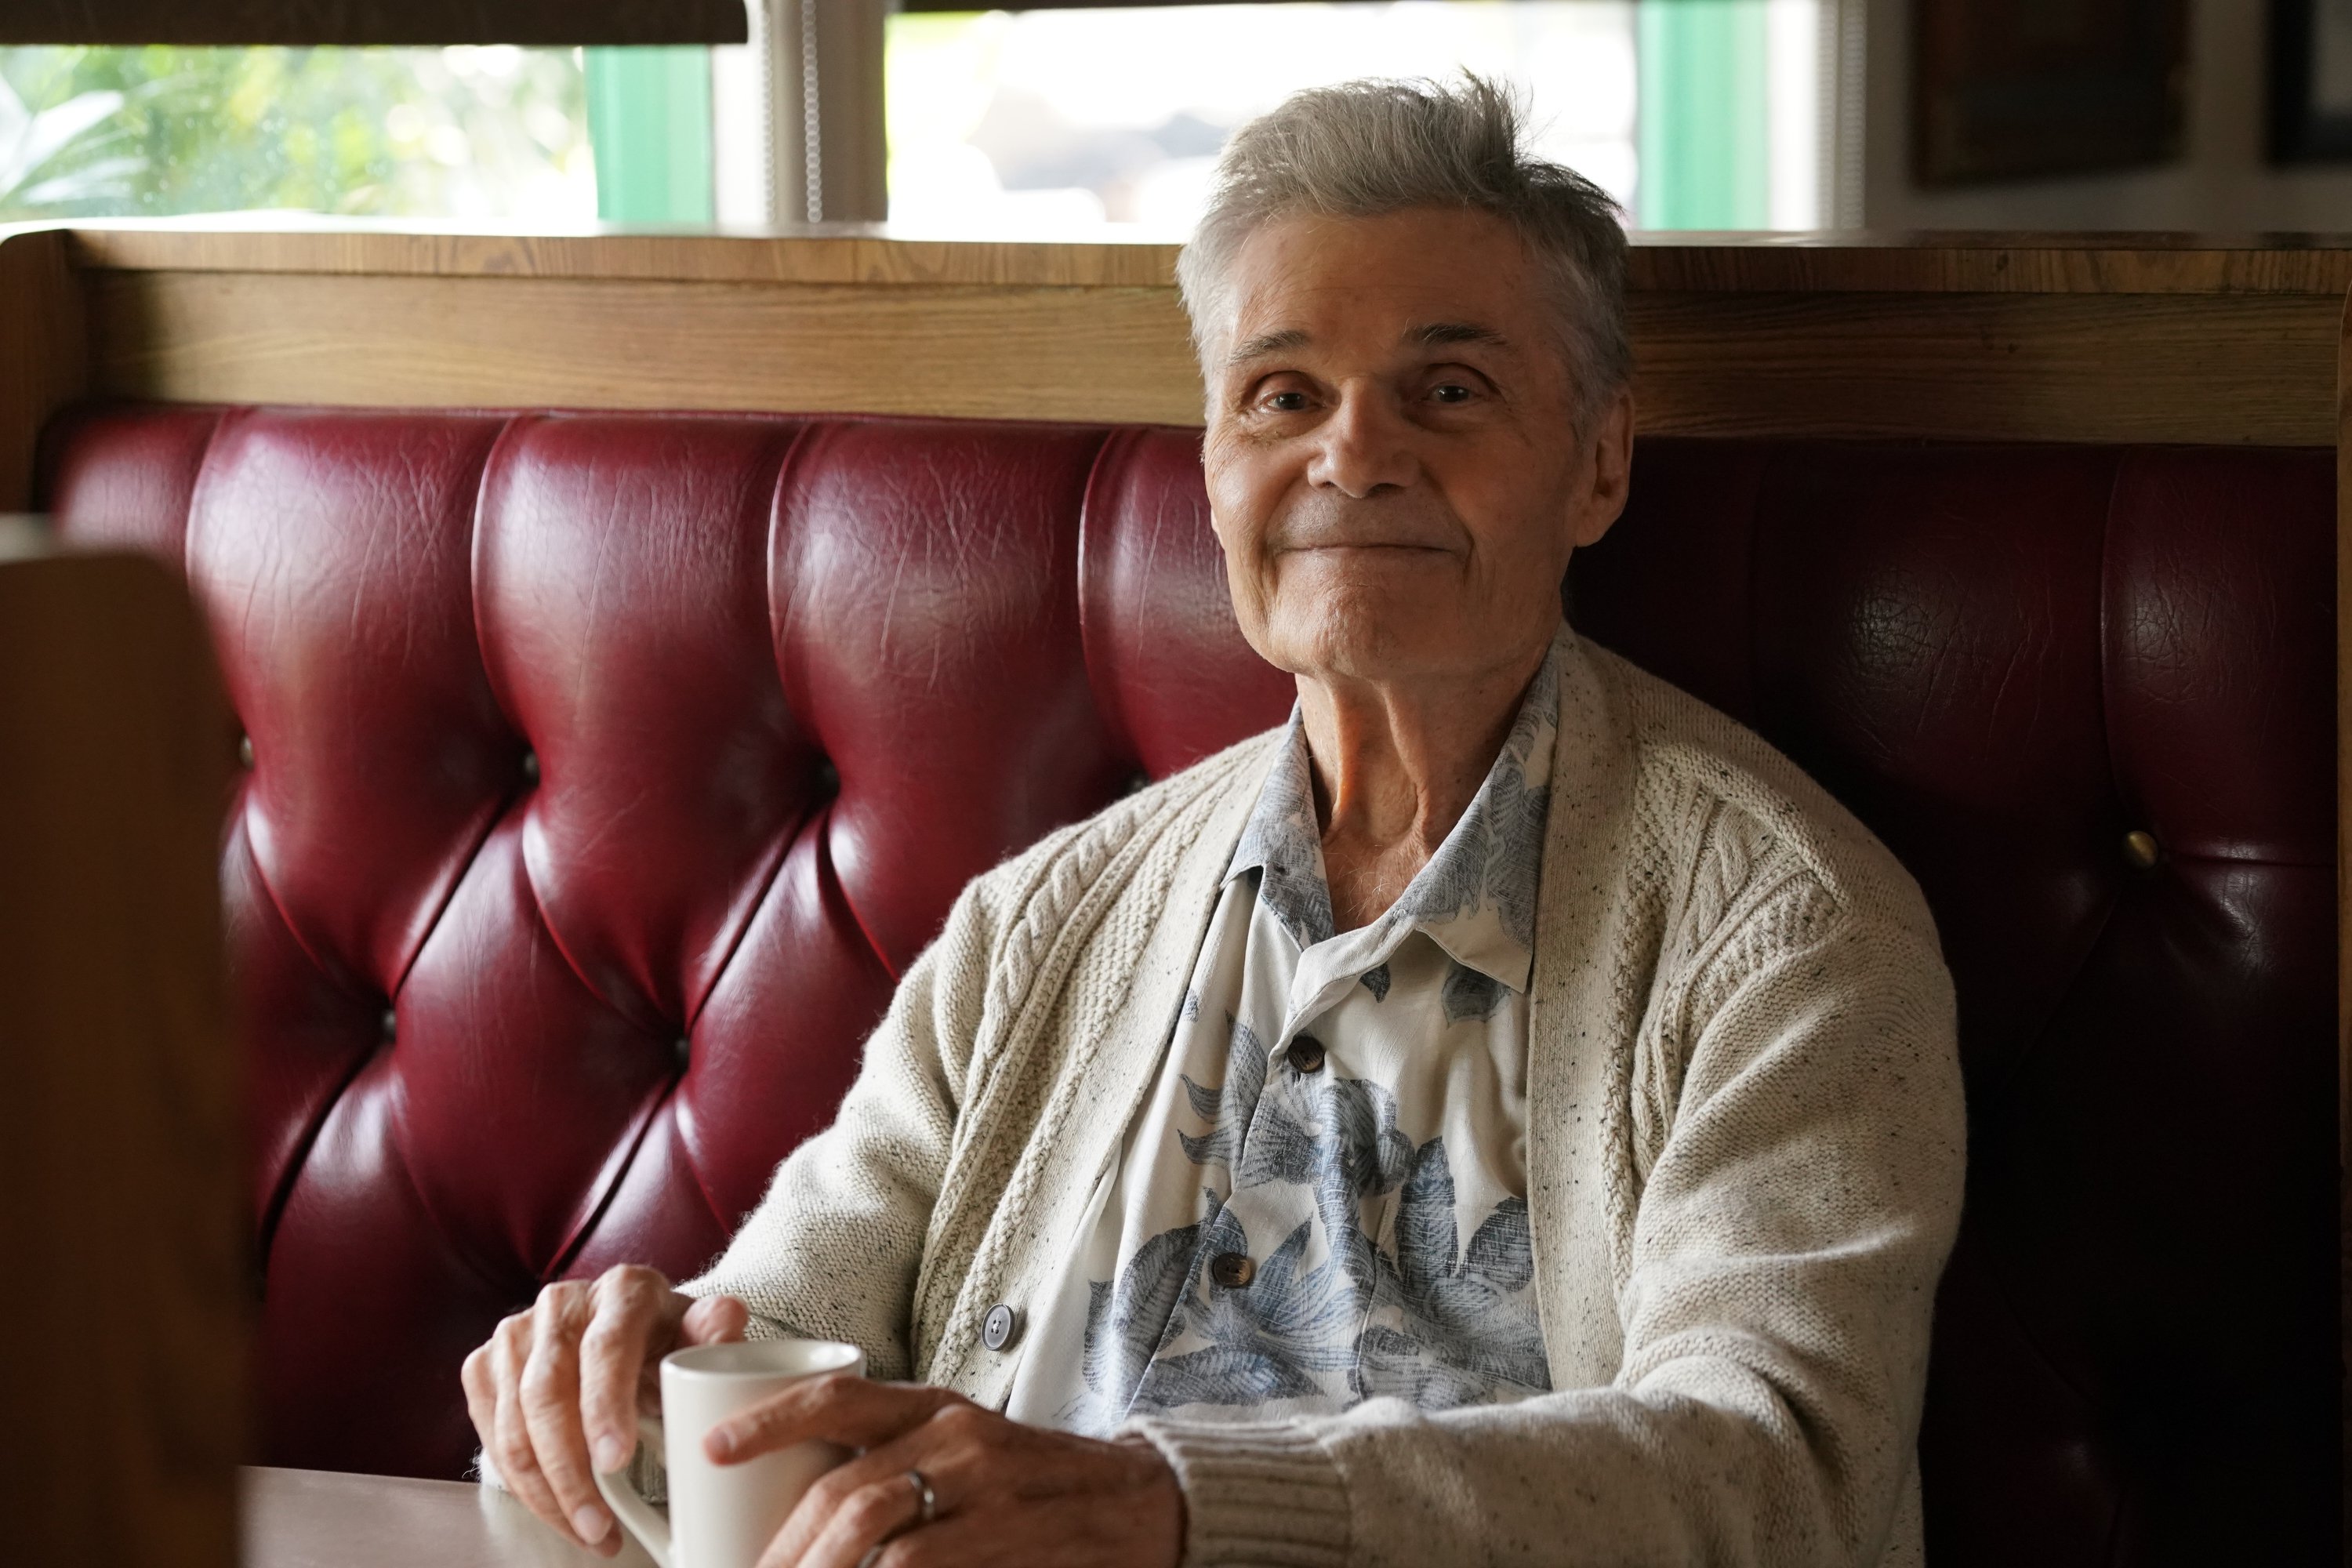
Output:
[1201, 206, 1631, 690]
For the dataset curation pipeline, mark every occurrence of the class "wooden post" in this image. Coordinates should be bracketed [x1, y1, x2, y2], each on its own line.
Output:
[2338, 283, 2351, 1566]
[0, 552, 242, 1568]
[0, 228, 89, 513]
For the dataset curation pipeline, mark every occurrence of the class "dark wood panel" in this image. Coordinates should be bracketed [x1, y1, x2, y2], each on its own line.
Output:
[2335, 290, 2351, 1568]
[0, 553, 241, 1568]
[1914, 0, 2187, 183]
[0, 0, 744, 45]
[1628, 289, 2342, 445]
[0, 231, 89, 511]
[1626, 234, 2352, 296]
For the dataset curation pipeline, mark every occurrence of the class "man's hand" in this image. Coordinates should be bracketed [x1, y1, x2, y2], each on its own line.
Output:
[706, 1376, 1184, 1568]
[460, 1264, 750, 1557]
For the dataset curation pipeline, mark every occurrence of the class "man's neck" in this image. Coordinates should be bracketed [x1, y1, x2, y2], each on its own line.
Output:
[1294, 633, 1553, 931]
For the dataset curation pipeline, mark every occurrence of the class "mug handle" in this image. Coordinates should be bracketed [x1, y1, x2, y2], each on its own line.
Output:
[593, 1416, 673, 1568]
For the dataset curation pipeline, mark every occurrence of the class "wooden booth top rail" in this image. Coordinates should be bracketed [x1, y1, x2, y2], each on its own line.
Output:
[45, 220, 2352, 296]
[5, 222, 2350, 505]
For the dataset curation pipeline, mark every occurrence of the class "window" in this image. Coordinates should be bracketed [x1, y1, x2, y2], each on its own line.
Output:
[887, 4, 1639, 236]
[884, 0, 1853, 238]
[0, 45, 596, 223]
[2, 2, 1858, 234]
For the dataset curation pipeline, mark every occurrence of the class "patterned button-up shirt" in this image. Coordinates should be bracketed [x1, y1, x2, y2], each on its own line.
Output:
[1005, 628, 1566, 1436]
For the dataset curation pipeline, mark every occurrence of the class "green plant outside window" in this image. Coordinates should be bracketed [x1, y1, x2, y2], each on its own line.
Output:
[0, 44, 593, 223]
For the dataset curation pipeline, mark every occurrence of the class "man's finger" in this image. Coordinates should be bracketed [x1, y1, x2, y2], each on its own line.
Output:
[865, 1502, 1142, 1568]
[707, 1375, 960, 1465]
[866, 1464, 1178, 1568]
[680, 1292, 749, 1347]
[577, 1269, 673, 1474]
[460, 1345, 498, 1459]
[517, 1284, 611, 1550]
[759, 1462, 935, 1568]
[860, 1508, 1014, 1568]
[756, 1403, 992, 1568]
[489, 1324, 567, 1534]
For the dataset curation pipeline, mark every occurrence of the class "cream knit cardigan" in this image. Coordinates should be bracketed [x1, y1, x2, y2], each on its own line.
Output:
[683, 633, 1966, 1567]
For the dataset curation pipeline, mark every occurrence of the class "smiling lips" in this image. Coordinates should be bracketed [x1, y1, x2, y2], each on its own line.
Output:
[1280, 542, 1452, 561]
[1264, 495, 1465, 557]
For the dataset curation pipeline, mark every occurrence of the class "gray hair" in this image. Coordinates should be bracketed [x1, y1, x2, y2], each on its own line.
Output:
[1177, 74, 1632, 424]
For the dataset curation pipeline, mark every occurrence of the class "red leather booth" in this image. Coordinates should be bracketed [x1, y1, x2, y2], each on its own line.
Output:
[36, 403, 2337, 1564]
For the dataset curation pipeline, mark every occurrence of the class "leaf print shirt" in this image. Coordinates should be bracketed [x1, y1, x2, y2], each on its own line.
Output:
[1004, 626, 1566, 1436]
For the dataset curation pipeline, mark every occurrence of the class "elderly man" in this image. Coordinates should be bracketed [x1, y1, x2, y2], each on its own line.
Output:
[466, 76, 1964, 1568]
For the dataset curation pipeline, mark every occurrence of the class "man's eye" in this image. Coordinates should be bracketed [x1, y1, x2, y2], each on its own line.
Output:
[1431, 383, 1473, 404]
[1266, 390, 1309, 412]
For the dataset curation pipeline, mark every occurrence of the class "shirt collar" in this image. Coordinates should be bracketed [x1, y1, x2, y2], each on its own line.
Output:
[1226, 624, 1567, 993]
[1227, 709, 1335, 949]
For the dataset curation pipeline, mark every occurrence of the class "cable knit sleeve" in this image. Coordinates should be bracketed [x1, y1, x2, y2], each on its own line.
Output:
[1131, 898, 1965, 1568]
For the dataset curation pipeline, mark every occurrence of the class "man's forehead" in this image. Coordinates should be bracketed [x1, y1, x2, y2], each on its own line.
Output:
[1219, 213, 1538, 354]
[1225, 319, 1515, 366]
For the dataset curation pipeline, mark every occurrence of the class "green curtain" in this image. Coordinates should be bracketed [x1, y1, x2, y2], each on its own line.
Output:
[1637, 0, 1769, 230]
[585, 45, 713, 223]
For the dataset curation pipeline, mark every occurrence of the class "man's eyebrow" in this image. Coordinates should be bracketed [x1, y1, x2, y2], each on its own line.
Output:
[1409, 321, 1510, 350]
[1227, 328, 1311, 365]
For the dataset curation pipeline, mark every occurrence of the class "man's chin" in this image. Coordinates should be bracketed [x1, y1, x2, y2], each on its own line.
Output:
[1260, 601, 1470, 688]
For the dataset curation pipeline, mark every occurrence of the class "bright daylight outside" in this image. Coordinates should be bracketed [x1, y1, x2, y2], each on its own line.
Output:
[887, 3, 1640, 235]
[885, 0, 1832, 235]
[2, 2, 1828, 234]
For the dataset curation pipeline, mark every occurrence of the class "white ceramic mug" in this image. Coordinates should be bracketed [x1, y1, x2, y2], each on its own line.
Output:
[594, 1338, 866, 1568]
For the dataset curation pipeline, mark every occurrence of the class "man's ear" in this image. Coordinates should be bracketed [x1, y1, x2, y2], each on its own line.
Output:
[1570, 387, 1635, 549]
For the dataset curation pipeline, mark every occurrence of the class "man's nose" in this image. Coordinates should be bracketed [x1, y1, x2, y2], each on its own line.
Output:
[1304, 387, 1418, 498]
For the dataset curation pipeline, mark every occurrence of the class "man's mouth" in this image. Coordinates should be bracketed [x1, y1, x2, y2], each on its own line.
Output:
[1281, 540, 1450, 554]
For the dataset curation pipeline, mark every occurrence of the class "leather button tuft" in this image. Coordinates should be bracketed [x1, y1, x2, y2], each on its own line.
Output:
[815, 759, 840, 795]
[982, 1302, 1021, 1352]
[379, 1007, 397, 1044]
[1209, 1252, 1255, 1289]
[2122, 829, 2161, 870]
[520, 750, 540, 784]
[1284, 1034, 1327, 1074]
[238, 733, 256, 770]
[1123, 771, 1150, 796]
[673, 1034, 691, 1067]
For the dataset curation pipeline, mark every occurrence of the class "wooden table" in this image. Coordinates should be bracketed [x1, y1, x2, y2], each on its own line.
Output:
[242, 1468, 656, 1568]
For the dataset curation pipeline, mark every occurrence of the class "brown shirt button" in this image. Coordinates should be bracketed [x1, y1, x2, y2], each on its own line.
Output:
[1208, 1251, 1256, 1289]
[1284, 1033, 1327, 1074]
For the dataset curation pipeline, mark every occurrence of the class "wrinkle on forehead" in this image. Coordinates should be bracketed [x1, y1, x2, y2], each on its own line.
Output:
[1226, 320, 1514, 368]
[1411, 321, 1510, 350]
[1228, 327, 1312, 365]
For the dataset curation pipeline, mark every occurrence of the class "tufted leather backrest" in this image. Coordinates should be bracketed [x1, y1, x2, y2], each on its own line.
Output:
[1573, 441, 2339, 1563]
[36, 407, 2335, 1563]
